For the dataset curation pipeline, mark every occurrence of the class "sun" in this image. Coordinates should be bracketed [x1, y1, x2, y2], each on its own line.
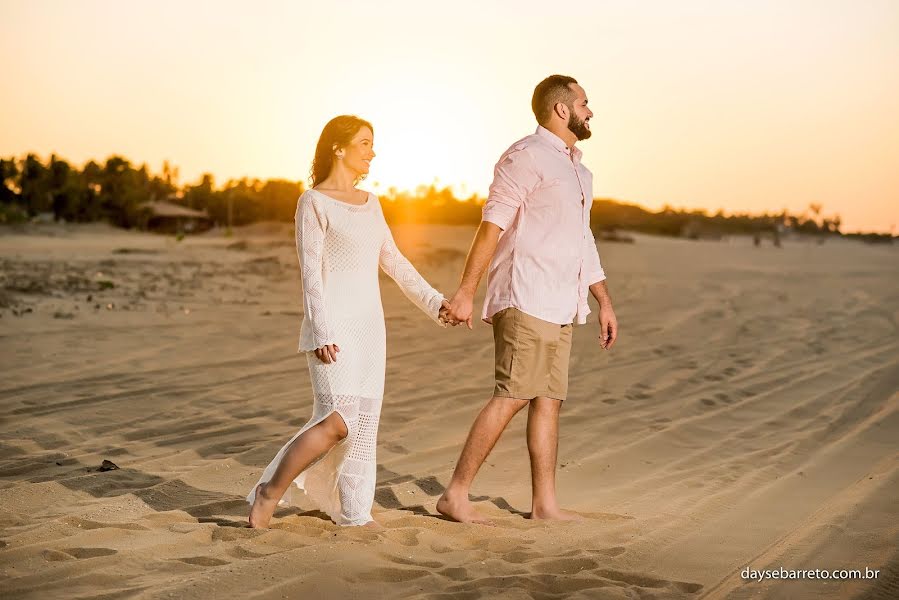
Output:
[321, 71, 493, 198]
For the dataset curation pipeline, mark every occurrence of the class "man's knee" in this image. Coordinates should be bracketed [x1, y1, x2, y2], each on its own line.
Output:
[489, 395, 529, 415]
[530, 396, 562, 415]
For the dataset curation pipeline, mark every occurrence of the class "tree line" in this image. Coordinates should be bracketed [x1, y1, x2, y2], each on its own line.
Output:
[2, 153, 888, 241]
[0, 154, 301, 228]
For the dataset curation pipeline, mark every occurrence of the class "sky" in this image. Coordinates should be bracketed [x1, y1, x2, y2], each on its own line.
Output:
[1, 0, 897, 233]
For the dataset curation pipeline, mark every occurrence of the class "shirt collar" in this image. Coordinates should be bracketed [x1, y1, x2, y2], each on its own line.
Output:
[535, 125, 582, 164]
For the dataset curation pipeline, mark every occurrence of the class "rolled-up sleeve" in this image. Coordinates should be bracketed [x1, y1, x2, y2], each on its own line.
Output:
[482, 146, 539, 231]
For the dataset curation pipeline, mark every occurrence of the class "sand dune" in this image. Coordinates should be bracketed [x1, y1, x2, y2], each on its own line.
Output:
[1, 222, 896, 599]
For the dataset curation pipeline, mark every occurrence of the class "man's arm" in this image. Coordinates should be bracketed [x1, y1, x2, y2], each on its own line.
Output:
[446, 221, 502, 329]
[588, 280, 612, 309]
[447, 145, 535, 328]
[589, 280, 618, 349]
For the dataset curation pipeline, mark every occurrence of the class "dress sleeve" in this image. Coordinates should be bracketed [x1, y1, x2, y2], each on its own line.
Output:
[296, 193, 333, 347]
[375, 203, 446, 326]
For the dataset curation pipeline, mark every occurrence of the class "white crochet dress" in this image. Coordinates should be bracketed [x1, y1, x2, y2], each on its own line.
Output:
[246, 189, 445, 526]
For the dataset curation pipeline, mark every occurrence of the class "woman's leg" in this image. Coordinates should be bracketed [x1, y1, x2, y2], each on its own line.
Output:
[248, 411, 349, 528]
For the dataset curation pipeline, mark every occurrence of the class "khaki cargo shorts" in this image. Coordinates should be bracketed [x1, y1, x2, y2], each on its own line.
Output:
[492, 307, 573, 401]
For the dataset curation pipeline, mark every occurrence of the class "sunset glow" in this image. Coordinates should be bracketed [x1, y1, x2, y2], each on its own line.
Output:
[1, 0, 897, 232]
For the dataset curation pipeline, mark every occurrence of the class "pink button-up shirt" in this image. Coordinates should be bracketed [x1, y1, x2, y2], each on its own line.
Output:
[481, 126, 606, 326]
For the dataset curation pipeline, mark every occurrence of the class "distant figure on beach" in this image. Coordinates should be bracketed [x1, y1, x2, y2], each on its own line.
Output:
[437, 75, 618, 524]
[247, 116, 455, 528]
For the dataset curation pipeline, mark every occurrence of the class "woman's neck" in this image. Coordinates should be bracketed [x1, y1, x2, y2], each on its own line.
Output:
[317, 164, 357, 191]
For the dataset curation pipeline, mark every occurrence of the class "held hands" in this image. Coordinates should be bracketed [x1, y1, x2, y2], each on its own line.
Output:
[440, 290, 474, 329]
[598, 304, 618, 350]
[438, 299, 462, 328]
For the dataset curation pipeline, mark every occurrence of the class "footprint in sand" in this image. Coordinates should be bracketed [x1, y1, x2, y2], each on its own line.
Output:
[355, 567, 430, 582]
[536, 557, 599, 574]
[211, 527, 263, 543]
[197, 439, 256, 459]
[174, 556, 230, 567]
[576, 511, 635, 522]
[381, 553, 443, 569]
[594, 568, 703, 595]
[64, 547, 118, 559]
[593, 546, 626, 557]
[625, 382, 653, 400]
[469, 537, 528, 554]
[232, 408, 273, 419]
[504, 550, 542, 564]
[649, 417, 672, 431]
[42, 549, 75, 562]
[428, 541, 455, 554]
[382, 442, 410, 455]
[61, 517, 149, 531]
[381, 528, 420, 547]
[437, 567, 469, 581]
[226, 546, 282, 560]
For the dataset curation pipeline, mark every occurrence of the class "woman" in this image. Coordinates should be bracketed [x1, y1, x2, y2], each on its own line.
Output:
[247, 115, 453, 528]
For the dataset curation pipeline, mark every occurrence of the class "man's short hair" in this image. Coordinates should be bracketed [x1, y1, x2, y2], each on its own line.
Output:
[532, 75, 578, 124]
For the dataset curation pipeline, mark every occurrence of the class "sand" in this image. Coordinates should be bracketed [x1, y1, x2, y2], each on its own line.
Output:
[0, 221, 896, 599]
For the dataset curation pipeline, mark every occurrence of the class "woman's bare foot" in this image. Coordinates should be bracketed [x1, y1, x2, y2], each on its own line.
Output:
[361, 520, 384, 530]
[528, 506, 584, 521]
[436, 492, 494, 525]
[248, 483, 279, 528]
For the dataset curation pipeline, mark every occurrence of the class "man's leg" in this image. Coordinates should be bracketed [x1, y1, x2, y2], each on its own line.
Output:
[526, 396, 581, 520]
[436, 395, 529, 523]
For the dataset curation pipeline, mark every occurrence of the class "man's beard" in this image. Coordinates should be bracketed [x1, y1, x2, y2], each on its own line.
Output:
[567, 109, 591, 141]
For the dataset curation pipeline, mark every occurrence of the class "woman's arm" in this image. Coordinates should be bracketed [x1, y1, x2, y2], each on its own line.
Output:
[377, 225, 446, 325]
[296, 193, 338, 359]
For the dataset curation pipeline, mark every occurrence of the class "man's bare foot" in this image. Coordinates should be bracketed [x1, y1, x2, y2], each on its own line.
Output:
[436, 492, 494, 525]
[361, 520, 384, 530]
[528, 507, 584, 521]
[248, 483, 279, 528]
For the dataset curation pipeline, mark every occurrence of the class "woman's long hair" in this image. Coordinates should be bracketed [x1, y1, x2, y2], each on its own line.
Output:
[310, 115, 374, 187]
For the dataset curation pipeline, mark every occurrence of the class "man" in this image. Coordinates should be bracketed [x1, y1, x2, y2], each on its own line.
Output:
[436, 75, 618, 524]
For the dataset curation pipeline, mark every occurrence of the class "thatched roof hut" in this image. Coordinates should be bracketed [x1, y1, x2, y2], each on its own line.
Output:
[142, 201, 212, 234]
